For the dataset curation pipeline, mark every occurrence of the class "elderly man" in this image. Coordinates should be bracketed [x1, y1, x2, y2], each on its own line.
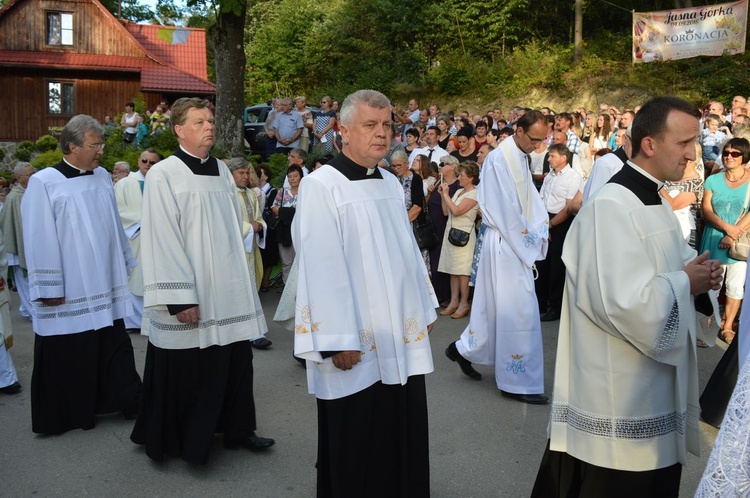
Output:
[272, 97, 304, 155]
[0, 162, 36, 320]
[446, 110, 550, 405]
[227, 157, 272, 351]
[293, 89, 437, 497]
[131, 98, 273, 464]
[408, 125, 447, 167]
[114, 149, 160, 332]
[532, 96, 723, 497]
[22, 115, 142, 434]
[112, 161, 130, 184]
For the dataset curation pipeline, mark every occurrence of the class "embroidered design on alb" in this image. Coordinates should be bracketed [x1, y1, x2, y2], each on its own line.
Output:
[506, 354, 526, 374]
[150, 311, 264, 331]
[551, 403, 687, 440]
[29, 268, 64, 289]
[468, 329, 478, 349]
[143, 281, 195, 292]
[650, 275, 680, 359]
[359, 326, 376, 353]
[33, 288, 129, 320]
[522, 229, 540, 248]
[295, 304, 320, 334]
[403, 317, 425, 343]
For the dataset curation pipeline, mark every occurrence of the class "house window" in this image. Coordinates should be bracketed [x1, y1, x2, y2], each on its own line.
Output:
[48, 81, 75, 114]
[47, 12, 73, 46]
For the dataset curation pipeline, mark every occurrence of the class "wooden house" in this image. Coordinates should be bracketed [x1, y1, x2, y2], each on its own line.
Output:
[0, 0, 216, 141]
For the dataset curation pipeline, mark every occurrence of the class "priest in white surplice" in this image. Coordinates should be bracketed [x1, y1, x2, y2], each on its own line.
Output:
[0, 162, 36, 320]
[22, 115, 142, 434]
[114, 149, 160, 331]
[131, 98, 274, 464]
[446, 110, 550, 404]
[293, 90, 437, 497]
[532, 97, 723, 497]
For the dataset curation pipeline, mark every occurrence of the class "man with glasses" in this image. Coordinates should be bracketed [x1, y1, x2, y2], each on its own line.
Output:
[115, 149, 161, 332]
[0, 162, 36, 322]
[21, 114, 142, 434]
[445, 110, 550, 405]
[271, 97, 303, 155]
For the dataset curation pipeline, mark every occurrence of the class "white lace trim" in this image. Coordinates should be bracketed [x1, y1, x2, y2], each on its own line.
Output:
[552, 403, 686, 440]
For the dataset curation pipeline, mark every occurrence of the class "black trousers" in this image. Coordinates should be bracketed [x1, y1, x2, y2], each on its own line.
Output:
[535, 214, 573, 313]
[31, 319, 142, 435]
[531, 440, 681, 498]
[316, 376, 430, 498]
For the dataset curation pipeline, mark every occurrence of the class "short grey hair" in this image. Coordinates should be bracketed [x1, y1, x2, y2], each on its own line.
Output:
[290, 148, 308, 161]
[61, 115, 103, 154]
[339, 90, 391, 127]
[438, 155, 459, 167]
[390, 150, 408, 163]
[225, 156, 249, 173]
[13, 162, 35, 178]
[113, 161, 130, 173]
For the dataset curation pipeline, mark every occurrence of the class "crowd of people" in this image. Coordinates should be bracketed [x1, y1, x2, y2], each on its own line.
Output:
[4, 90, 750, 496]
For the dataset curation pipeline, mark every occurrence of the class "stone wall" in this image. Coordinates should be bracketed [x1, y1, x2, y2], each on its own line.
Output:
[0, 142, 19, 172]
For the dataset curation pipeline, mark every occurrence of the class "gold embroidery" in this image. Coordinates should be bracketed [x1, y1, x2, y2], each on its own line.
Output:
[359, 327, 376, 354]
[512, 354, 523, 360]
[295, 304, 320, 334]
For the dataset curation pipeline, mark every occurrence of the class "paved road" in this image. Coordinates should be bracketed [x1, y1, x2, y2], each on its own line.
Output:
[0, 290, 726, 497]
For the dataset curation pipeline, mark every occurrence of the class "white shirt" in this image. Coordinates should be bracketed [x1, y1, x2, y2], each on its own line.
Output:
[408, 145, 448, 168]
[540, 165, 583, 213]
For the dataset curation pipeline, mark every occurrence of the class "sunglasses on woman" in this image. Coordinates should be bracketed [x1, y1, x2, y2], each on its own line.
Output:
[723, 150, 742, 158]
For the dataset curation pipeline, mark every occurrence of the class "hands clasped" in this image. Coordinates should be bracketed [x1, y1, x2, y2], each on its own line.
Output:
[332, 350, 362, 371]
[685, 251, 724, 295]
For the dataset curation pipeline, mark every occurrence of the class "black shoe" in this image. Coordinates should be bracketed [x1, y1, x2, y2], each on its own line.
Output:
[123, 402, 140, 420]
[251, 337, 273, 350]
[445, 342, 482, 380]
[540, 310, 560, 322]
[0, 381, 21, 394]
[500, 391, 549, 404]
[225, 432, 275, 451]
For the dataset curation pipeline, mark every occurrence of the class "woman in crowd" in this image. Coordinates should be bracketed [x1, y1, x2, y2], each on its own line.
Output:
[451, 127, 478, 163]
[437, 117, 452, 150]
[437, 162, 480, 319]
[581, 112, 595, 144]
[412, 154, 438, 197]
[120, 101, 141, 145]
[256, 163, 279, 292]
[428, 155, 461, 305]
[699, 138, 750, 345]
[272, 165, 303, 286]
[661, 142, 704, 249]
[404, 128, 420, 156]
[473, 121, 489, 150]
[313, 96, 337, 152]
[392, 150, 430, 271]
[587, 113, 613, 158]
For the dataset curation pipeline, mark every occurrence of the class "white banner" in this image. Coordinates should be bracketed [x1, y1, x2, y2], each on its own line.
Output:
[633, 0, 748, 63]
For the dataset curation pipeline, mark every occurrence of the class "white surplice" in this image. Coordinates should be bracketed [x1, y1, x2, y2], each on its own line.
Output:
[292, 165, 437, 400]
[22, 166, 135, 336]
[140, 156, 267, 350]
[549, 182, 700, 472]
[0, 232, 17, 388]
[456, 136, 549, 394]
[115, 171, 146, 329]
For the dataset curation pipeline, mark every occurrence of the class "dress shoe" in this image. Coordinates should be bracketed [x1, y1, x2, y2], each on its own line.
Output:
[251, 337, 273, 350]
[0, 381, 21, 394]
[445, 342, 482, 380]
[451, 307, 470, 319]
[440, 305, 458, 316]
[225, 432, 275, 450]
[500, 390, 549, 405]
[540, 309, 560, 322]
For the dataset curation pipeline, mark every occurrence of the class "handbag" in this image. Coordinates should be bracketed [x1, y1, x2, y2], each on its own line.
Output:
[413, 210, 439, 249]
[728, 184, 750, 260]
[448, 226, 470, 247]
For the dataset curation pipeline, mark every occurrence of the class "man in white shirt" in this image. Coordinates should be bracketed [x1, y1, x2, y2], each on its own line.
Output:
[408, 126, 447, 167]
[536, 143, 584, 322]
[395, 98, 421, 141]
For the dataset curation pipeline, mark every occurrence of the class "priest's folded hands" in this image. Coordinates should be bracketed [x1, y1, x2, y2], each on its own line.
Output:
[331, 350, 363, 371]
[40, 297, 65, 306]
[175, 306, 200, 324]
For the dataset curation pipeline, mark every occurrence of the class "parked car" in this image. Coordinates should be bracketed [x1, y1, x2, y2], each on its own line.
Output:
[243, 103, 320, 159]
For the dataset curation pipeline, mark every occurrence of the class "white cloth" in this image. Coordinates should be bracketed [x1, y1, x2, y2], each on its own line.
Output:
[408, 145, 448, 168]
[124, 293, 143, 330]
[12, 266, 31, 318]
[740, 264, 750, 370]
[456, 136, 549, 393]
[140, 155, 267, 350]
[549, 180, 701, 472]
[583, 150, 627, 203]
[22, 166, 135, 336]
[115, 171, 145, 296]
[292, 165, 437, 400]
[540, 165, 583, 214]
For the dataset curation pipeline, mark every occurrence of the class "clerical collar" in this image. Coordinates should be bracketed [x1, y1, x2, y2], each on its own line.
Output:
[329, 153, 383, 181]
[56, 158, 94, 178]
[627, 160, 665, 190]
[173, 147, 219, 176]
[608, 163, 663, 207]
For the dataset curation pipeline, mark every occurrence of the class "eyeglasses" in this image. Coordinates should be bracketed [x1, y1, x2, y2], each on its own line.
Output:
[84, 143, 105, 150]
[439, 162, 451, 167]
[723, 150, 743, 158]
[140, 159, 157, 165]
[391, 162, 407, 168]
[526, 135, 546, 144]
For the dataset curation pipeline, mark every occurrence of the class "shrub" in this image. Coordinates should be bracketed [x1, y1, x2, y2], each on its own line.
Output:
[31, 150, 63, 169]
[268, 153, 289, 189]
[14, 148, 31, 162]
[35, 135, 58, 153]
[17, 141, 34, 152]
